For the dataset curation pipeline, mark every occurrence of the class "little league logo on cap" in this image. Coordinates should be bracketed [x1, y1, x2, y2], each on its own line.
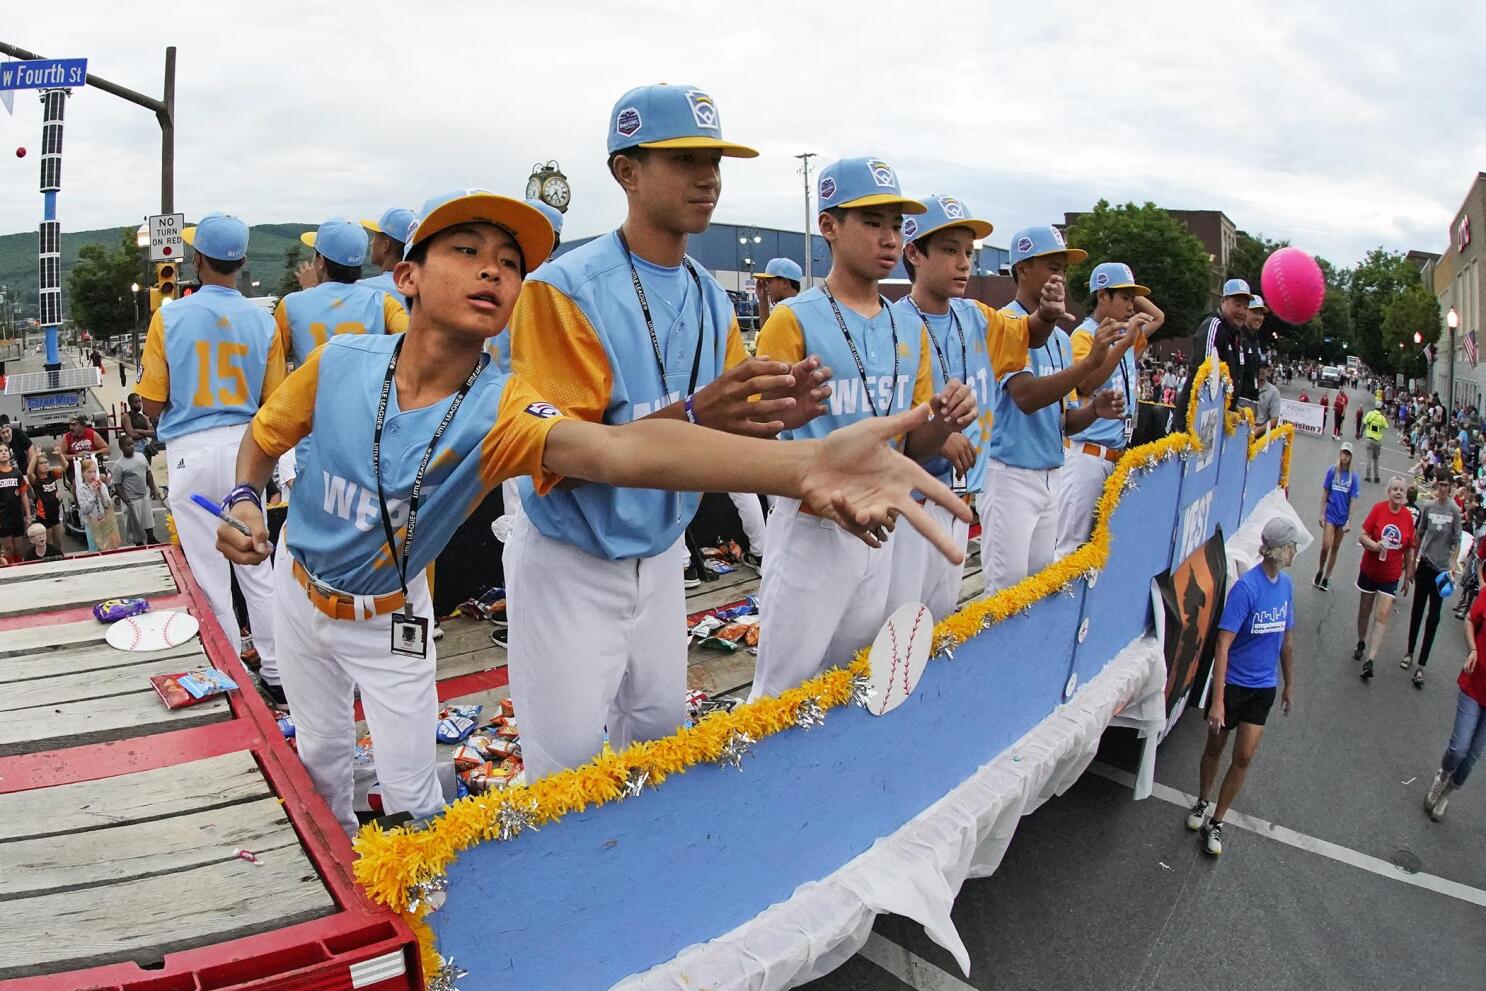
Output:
[867, 160, 897, 188]
[815, 157, 926, 214]
[606, 84, 757, 157]
[938, 196, 966, 219]
[902, 217, 918, 240]
[908, 195, 993, 243]
[819, 175, 837, 201]
[1223, 277, 1253, 297]
[183, 212, 250, 261]
[1016, 235, 1034, 254]
[1008, 225, 1088, 267]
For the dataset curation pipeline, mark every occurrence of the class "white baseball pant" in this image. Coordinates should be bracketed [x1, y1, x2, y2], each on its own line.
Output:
[164, 422, 278, 683]
[1054, 449, 1117, 561]
[728, 492, 767, 560]
[980, 457, 1061, 595]
[885, 499, 968, 622]
[272, 548, 442, 837]
[504, 513, 689, 780]
[749, 498, 894, 700]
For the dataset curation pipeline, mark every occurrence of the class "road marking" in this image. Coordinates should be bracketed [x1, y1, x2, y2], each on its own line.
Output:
[1090, 762, 1486, 908]
[860, 932, 977, 991]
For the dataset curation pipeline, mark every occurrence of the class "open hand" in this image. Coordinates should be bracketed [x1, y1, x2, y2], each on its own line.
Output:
[1038, 274, 1067, 325]
[757, 355, 833, 431]
[295, 260, 320, 290]
[1281, 688, 1293, 715]
[800, 403, 972, 562]
[216, 502, 272, 566]
[690, 356, 799, 437]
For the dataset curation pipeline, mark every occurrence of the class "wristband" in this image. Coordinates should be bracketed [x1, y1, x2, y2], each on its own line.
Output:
[684, 393, 698, 424]
[224, 484, 262, 511]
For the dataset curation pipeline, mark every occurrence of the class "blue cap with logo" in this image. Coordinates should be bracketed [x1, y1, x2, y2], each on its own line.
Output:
[404, 189, 556, 272]
[1088, 261, 1150, 297]
[816, 157, 926, 215]
[902, 195, 993, 244]
[182, 213, 249, 262]
[526, 198, 564, 236]
[1223, 278, 1254, 299]
[1008, 225, 1088, 268]
[361, 208, 417, 246]
[754, 257, 803, 282]
[1248, 294, 1267, 311]
[300, 218, 369, 268]
[607, 84, 758, 158]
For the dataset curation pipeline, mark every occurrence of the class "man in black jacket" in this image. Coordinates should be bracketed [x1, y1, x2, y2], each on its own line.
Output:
[1177, 278, 1256, 428]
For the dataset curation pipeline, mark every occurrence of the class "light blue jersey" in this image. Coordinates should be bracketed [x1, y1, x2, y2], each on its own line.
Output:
[137, 285, 284, 443]
[510, 232, 747, 561]
[486, 329, 512, 375]
[986, 299, 1073, 470]
[356, 270, 408, 311]
[1068, 316, 1138, 450]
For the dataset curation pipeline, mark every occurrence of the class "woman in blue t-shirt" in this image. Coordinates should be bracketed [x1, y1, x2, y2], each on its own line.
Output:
[1315, 443, 1361, 590]
[1187, 516, 1299, 857]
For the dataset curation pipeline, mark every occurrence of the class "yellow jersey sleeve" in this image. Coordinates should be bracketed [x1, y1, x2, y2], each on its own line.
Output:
[510, 281, 613, 424]
[260, 322, 288, 402]
[384, 295, 409, 334]
[977, 302, 1031, 378]
[273, 300, 293, 362]
[755, 306, 806, 366]
[479, 374, 566, 494]
[136, 310, 170, 403]
[912, 325, 935, 406]
[250, 346, 320, 457]
[724, 315, 748, 371]
[1070, 328, 1093, 363]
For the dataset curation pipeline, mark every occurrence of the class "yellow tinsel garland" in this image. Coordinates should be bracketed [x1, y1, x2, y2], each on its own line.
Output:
[353, 353, 1282, 978]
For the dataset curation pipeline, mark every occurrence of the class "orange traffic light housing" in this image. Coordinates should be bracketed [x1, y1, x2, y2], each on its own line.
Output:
[150, 262, 177, 312]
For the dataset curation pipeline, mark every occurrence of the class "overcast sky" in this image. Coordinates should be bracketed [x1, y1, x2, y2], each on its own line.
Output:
[3, 1, 1483, 269]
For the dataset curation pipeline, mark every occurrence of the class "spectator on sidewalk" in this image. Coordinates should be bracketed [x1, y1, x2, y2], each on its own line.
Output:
[1423, 551, 1486, 821]
[112, 434, 159, 546]
[120, 392, 159, 462]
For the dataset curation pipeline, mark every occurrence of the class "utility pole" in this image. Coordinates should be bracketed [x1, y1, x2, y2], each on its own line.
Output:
[795, 152, 816, 285]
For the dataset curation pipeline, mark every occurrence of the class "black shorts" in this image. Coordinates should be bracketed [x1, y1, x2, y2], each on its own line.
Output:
[1211, 683, 1277, 727]
[0, 516, 25, 538]
[1356, 572, 1399, 597]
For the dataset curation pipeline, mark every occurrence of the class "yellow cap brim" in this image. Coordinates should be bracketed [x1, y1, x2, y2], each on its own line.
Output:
[360, 218, 382, 234]
[831, 193, 931, 215]
[915, 218, 995, 241]
[1024, 247, 1088, 265]
[299, 232, 317, 248]
[1105, 282, 1151, 297]
[637, 136, 760, 158]
[182, 227, 198, 246]
[752, 273, 775, 281]
[407, 193, 556, 272]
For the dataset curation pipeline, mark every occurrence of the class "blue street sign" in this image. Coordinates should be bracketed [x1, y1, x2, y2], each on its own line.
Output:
[0, 58, 88, 92]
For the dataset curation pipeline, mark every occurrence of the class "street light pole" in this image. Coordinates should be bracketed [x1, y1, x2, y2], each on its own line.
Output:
[1447, 307, 1459, 408]
[795, 152, 816, 285]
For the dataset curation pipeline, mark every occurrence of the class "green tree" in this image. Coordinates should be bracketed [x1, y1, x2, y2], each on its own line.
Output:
[276, 241, 305, 298]
[1064, 200, 1212, 337]
[67, 228, 145, 342]
[1381, 282, 1440, 381]
[1348, 248, 1418, 372]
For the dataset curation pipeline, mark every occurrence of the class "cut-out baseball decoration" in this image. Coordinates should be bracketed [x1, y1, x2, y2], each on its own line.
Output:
[864, 602, 933, 716]
[1261, 247, 1325, 324]
[106, 609, 200, 652]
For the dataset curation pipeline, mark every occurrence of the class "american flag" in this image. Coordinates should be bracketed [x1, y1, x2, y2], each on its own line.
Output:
[1466, 329, 1479, 368]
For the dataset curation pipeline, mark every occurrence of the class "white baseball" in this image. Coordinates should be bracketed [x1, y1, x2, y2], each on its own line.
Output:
[864, 602, 933, 717]
[106, 610, 201, 652]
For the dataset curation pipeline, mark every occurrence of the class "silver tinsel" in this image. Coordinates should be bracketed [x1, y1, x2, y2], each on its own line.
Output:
[497, 799, 540, 841]
[426, 957, 469, 991]
[1058, 582, 1079, 598]
[1143, 455, 1158, 472]
[1122, 474, 1140, 495]
[849, 673, 875, 708]
[794, 697, 827, 730]
[716, 730, 756, 770]
[935, 644, 957, 663]
[1083, 568, 1100, 587]
[623, 766, 650, 798]
[405, 873, 449, 914]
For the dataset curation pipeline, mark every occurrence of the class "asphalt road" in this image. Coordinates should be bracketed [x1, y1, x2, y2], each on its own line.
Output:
[806, 381, 1486, 991]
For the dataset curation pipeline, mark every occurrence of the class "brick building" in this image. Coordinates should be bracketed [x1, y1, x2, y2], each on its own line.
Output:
[1420, 173, 1486, 408]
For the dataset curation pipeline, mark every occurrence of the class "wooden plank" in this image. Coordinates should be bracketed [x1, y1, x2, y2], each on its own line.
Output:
[685, 574, 762, 617]
[0, 839, 334, 979]
[0, 547, 163, 584]
[0, 563, 178, 618]
[0, 797, 297, 900]
[0, 617, 113, 659]
[0, 691, 229, 757]
[1, 641, 203, 685]
[0, 751, 269, 841]
[0, 655, 210, 711]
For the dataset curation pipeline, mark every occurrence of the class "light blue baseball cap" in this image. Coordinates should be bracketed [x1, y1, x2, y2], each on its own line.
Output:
[1248, 294, 1267, 311]
[816, 157, 926, 214]
[1089, 261, 1150, 296]
[526, 198, 564, 236]
[1223, 277, 1254, 298]
[1008, 225, 1088, 268]
[300, 218, 368, 268]
[182, 213, 249, 262]
[754, 257, 803, 282]
[361, 208, 417, 245]
[404, 189, 555, 271]
[607, 84, 758, 157]
[902, 195, 993, 244]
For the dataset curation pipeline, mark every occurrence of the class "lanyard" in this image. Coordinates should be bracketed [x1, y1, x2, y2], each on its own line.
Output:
[822, 284, 898, 418]
[372, 336, 483, 599]
[906, 295, 967, 384]
[616, 230, 708, 400]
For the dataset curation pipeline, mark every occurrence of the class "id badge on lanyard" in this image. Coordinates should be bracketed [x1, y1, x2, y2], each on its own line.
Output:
[391, 613, 430, 657]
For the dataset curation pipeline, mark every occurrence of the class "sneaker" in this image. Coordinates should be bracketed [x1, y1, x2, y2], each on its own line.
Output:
[1361, 659, 1375, 681]
[1321, 578, 1331, 591]
[1313, 571, 1323, 589]
[1201, 820, 1223, 856]
[1353, 640, 1366, 661]
[260, 678, 288, 708]
[1413, 668, 1425, 689]
[683, 565, 702, 589]
[432, 621, 444, 641]
[1425, 770, 1450, 811]
[1430, 786, 1453, 822]
[744, 552, 763, 570]
[1185, 798, 1210, 831]
[489, 624, 508, 649]
[1401, 653, 1413, 669]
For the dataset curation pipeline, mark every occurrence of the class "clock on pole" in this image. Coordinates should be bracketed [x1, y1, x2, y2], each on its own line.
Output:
[526, 161, 571, 214]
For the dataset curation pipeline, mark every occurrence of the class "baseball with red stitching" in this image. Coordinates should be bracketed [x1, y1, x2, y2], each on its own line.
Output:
[865, 602, 933, 717]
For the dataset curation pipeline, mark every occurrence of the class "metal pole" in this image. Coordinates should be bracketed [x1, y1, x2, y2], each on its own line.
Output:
[795, 152, 815, 285]
[159, 46, 174, 213]
[1449, 325, 1456, 408]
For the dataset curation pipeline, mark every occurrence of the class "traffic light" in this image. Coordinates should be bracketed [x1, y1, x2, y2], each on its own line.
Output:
[149, 262, 177, 312]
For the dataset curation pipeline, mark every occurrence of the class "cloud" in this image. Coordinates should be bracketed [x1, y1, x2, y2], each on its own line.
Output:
[2, 0, 1482, 269]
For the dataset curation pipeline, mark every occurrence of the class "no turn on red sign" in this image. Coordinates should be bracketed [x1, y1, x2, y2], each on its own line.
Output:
[148, 213, 185, 262]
